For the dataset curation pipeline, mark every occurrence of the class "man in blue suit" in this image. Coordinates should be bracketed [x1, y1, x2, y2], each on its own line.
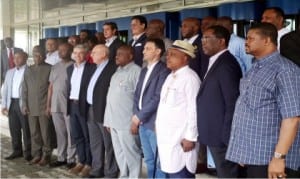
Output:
[131, 38, 170, 178]
[197, 25, 242, 178]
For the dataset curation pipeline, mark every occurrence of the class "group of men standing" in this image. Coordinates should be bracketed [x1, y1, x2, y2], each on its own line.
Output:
[1, 6, 300, 179]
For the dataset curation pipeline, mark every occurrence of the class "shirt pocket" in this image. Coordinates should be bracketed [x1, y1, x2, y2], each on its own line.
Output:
[162, 87, 185, 107]
[119, 80, 135, 93]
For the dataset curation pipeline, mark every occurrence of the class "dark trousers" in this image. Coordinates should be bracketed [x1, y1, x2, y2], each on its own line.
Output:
[242, 165, 300, 178]
[70, 102, 92, 165]
[167, 166, 195, 178]
[87, 107, 118, 177]
[209, 146, 239, 178]
[8, 99, 31, 157]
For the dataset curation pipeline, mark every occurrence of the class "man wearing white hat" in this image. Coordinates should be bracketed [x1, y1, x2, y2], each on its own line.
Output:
[155, 40, 201, 178]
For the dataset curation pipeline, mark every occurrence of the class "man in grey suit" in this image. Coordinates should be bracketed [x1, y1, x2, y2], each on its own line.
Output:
[46, 43, 76, 167]
[22, 45, 53, 166]
[1, 37, 23, 84]
[104, 45, 142, 178]
[1, 51, 31, 161]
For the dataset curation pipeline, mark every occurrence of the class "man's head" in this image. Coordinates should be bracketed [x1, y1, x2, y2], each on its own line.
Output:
[261, 7, 285, 30]
[103, 22, 118, 39]
[245, 22, 277, 59]
[131, 15, 147, 36]
[58, 43, 73, 61]
[166, 40, 196, 72]
[14, 51, 28, 67]
[115, 45, 134, 67]
[32, 45, 46, 65]
[201, 16, 217, 33]
[68, 35, 80, 47]
[143, 38, 165, 63]
[95, 32, 106, 44]
[46, 38, 58, 53]
[216, 16, 233, 34]
[79, 29, 90, 43]
[181, 17, 200, 39]
[4, 37, 14, 48]
[90, 44, 109, 65]
[72, 44, 88, 64]
[87, 36, 98, 51]
[146, 19, 165, 39]
[201, 25, 230, 56]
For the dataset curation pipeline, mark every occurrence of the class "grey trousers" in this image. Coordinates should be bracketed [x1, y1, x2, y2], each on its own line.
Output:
[51, 112, 76, 163]
[87, 107, 118, 177]
[110, 128, 142, 178]
[28, 115, 52, 158]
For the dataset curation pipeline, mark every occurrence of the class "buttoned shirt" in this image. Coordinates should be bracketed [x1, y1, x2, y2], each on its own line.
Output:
[87, 60, 109, 105]
[277, 27, 290, 51]
[45, 50, 60, 65]
[138, 61, 159, 109]
[11, 65, 25, 98]
[70, 61, 86, 100]
[204, 49, 227, 79]
[105, 36, 117, 47]
[226, 51, 300, 170]
[103, 62, 141, 129]
[156, 65, 201, 173]
[228, 34, 253, 74]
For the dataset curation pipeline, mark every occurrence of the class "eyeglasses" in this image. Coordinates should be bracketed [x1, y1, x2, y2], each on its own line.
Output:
[201, 36, 218, 42]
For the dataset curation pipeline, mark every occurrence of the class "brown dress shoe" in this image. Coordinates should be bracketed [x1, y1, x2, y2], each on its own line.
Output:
[38, 157, 51, 166]
[78, 165, 91, 177]
[68, 163, 84, 175]
[29, 157, 41, 165]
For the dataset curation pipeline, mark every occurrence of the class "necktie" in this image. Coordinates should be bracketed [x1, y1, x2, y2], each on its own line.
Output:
[8, 48, 15, 68]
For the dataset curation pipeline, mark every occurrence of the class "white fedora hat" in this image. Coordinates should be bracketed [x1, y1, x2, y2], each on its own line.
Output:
[169, 40, 196, 58]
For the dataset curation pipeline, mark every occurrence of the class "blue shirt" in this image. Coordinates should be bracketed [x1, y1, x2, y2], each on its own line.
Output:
[226, 51, 300, 170]
[228, 34, 253, 75]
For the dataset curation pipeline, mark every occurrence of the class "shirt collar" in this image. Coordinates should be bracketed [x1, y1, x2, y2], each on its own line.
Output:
[119, 61, 135, 71]
[172, 65, 189, 77]
[185, 34, 199, 44]
[96, 59, 109, 68]
[133, 32, 145, 41]
[16, 64, 26, 70]
[254, 51, 279, 67]
[74, 61, 86, 68]
[106, 36, 117, 43]
[147, 61, 159, 70]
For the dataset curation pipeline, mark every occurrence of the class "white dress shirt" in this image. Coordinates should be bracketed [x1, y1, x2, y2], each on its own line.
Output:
[86, 60, 109, 105]
[156, 65, 201, 173]
[138, 61, 159, 109]
[277, 27, 290, 51]
[184, 34, 199, 44]
[204, 49, 228, 79]
[11, 65, 26, 98]
[45, 50, 60, 65]
[131, 32, 145, 46]
[70, 61, 86, 100]
[105, 36, 117, 47]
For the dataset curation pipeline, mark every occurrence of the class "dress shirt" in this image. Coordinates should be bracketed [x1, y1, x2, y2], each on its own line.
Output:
[45, 50, 60, 65]
[104, 62, 141, 129]
[131, 32, 145, 46]
[6, 48, 14, 57]
[105, 36, 117, 47]
[156, 65, 201, 173]
[138, 61, 159, 109]
[277, 27, 290, 51]
[226, 52, 300, 170]
[70, 61, 86, 100]
[228, 34, 253, 74]
[184, 34, 199, 44]
[11, 65, 26, 98]
[204, 49, 227, 79]
[86, 60, 109, 105]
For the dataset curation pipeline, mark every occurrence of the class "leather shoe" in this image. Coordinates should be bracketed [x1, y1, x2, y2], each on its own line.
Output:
[78, 165, 91, 177]
[4, 152, 23, 160]
[38, 157, 51, 166]
[25, 155, 33, 161]
[49, 160, 67, 168]
[69, 163, 84, 175]
[29, 157, 41, 165]
[66, 162, 76, 169]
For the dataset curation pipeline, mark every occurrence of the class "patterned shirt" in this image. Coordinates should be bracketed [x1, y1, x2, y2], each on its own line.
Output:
[226, 51, 300, 170]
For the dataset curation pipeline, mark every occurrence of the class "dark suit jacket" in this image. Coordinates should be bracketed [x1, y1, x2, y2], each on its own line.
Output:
[92, 60, 117, 123]
[108, 38, 124, 63]
[280, 30, 300, 67]
[128, 33, 147, 67]
[67, 62, 96, 117]
[1, 47, 23, 83]
[133, 61, 170, 130]
[197, 51, 242, 147]
[188, 35, 210, 81]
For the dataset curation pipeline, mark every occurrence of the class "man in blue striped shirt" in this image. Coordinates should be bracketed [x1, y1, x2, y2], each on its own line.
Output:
[226, 23, 300, 178]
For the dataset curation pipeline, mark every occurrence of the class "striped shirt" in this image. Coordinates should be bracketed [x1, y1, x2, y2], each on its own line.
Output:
[226, 51, 300, 170]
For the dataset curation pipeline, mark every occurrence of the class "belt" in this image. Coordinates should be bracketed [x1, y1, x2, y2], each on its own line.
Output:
[70, 99, 79, 104]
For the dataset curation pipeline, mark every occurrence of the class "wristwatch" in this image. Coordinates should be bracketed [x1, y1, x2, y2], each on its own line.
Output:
[274, 152, 286, 159]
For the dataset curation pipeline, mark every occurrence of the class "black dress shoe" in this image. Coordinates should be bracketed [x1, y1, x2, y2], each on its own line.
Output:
[4, 153, 23, 160]
[49, 160, 67, 168]
[25, 155, 33, 161]
[66, 162, 76, 169]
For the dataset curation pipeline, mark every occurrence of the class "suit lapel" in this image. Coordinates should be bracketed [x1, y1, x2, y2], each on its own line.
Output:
[143, 62, 162, 92]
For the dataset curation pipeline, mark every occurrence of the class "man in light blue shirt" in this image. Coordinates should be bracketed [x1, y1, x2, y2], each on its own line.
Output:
[217, 16, 253, 74]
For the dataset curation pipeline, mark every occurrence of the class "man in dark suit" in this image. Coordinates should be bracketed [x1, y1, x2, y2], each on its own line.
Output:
[131, 38, 170, 178]
[280, 26, 300, 67]
[67, 44, 95, 175]
[128, 15, 147, 67]
[1, 37, 23, 84]
[86, 44, 118, 178]
[197, 25, 242, 178]
[103, 21, 124, 63]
